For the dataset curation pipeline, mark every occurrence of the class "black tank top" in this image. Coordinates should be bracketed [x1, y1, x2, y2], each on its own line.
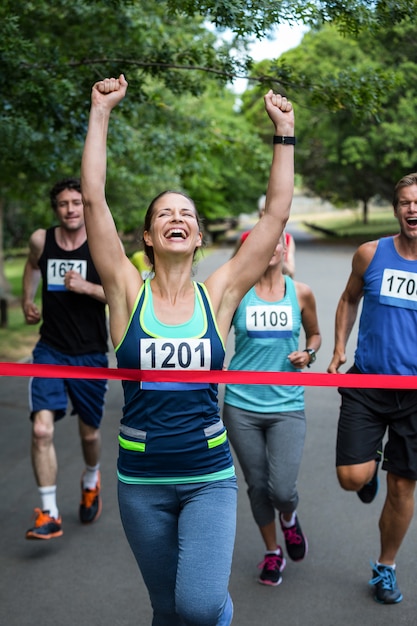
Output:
[37, 227, 108, 355]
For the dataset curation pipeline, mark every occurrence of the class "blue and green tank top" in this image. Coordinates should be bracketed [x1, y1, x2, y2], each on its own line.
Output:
[115, 279, 235, 484]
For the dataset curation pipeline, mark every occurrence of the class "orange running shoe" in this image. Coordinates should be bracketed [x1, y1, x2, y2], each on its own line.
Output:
[26, 508, 63, 540]
[79, 471, 102, 524]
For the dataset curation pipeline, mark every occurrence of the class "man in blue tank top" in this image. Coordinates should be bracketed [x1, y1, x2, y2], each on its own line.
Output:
[22, 178, 108, 540]
[328, 172, 417, 605]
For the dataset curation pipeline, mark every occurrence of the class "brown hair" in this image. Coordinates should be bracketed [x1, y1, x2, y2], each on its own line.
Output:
[50, 178, 81, 211]
[393, 173, 417, 209]
[141, 190, 202, 266]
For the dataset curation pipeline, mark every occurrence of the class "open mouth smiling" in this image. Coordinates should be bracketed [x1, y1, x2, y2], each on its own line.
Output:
[165, 228, 187, 239]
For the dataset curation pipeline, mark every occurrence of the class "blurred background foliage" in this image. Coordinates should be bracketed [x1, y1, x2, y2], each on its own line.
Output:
[1, 0, 417, 260]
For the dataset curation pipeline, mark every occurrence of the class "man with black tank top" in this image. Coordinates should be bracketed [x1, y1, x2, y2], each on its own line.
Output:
[22, 177, 108, 540]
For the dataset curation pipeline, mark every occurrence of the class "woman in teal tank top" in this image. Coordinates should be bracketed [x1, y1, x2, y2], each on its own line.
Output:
[223, 234, 321, 587]
[82, 74, 295, 625]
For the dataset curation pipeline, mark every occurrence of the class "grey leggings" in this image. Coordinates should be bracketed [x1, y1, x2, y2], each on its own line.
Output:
[222, 403, 306, 527]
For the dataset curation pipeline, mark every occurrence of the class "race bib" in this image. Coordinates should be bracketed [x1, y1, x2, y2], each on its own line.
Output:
[380, 268, 417, 311]
[246, 304, 293, 338]
[47, 259, 87, 291]
[140, 338, 211, 390]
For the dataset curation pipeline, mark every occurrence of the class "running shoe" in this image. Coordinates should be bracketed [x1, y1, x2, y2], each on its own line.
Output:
[369, 562, 403, 604]
[26, 508, 63, 540]
[79, 471, 102, 524]
[357, 459, 380, 504]
[258, 547, 286, 586]
[280, 513, 308, 561]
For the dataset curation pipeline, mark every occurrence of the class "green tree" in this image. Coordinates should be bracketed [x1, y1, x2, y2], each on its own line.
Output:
[246, 22, 417, 223]
[1, 0, 417, 273]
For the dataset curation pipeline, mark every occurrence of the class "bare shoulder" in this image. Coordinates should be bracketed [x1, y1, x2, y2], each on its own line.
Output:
[294, 280, 313, 297]
[352, 240, 378, 275]
[294, 280, 315, 308]
[28, 229, 47, 260]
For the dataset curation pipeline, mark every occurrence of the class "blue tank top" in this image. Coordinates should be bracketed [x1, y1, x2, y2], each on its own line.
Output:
[115, 280, 235, 483]
[224, 276, 304, 412]
[355, 236, 417, 375]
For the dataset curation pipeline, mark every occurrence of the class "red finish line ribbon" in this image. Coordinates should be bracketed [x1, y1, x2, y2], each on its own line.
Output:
[0, 362, 416, 389]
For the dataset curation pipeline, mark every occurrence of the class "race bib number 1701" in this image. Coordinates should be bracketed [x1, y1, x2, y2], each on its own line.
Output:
[380, 268, 417, 311]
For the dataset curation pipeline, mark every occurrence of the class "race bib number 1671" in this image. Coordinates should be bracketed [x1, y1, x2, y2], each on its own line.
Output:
[47, 259, 87, 291]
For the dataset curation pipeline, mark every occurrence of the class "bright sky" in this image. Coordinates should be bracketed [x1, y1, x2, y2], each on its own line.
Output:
[250, 23, 308, 61]
[232, 23, 308, 93]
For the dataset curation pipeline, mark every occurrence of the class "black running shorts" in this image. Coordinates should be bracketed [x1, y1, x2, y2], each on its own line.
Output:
[336, 365, 417, 480]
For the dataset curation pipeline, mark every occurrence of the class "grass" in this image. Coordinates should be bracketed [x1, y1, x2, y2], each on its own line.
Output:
[300, 206, 398, 244]
[0, 257, 40, 362]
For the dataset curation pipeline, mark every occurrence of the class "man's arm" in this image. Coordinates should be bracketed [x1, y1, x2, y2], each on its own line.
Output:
[327, 241, 377, 373]
[64, 271, 107, 303]
[22, 229, 45, 325]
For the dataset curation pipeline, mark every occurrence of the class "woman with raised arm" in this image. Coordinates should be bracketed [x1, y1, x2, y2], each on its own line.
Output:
[81, 74, 294, 626]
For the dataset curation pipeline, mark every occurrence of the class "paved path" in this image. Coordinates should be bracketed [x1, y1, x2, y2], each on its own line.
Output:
[1, 239, 416, 625]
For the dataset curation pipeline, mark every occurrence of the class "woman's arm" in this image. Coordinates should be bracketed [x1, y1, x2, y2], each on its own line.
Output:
[206, 91, 295, 336]
[81, 75, 141, 341]
[287, 282, 321, 369]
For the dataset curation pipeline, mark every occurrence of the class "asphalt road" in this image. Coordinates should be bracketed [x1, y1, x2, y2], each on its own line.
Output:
[1, 236, 416, 626]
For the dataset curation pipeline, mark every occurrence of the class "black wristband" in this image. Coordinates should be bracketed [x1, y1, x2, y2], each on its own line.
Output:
[273, 135, 296, 145]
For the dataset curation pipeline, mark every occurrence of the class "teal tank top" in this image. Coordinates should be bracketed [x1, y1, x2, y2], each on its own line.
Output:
[224, 276, 304, 412]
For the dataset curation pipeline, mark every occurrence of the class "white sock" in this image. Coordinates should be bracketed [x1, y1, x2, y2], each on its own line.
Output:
[280, 511, 296, 528]
[39, 486, 58, 519]
[83, 464, 100, 490]
[376, 560, 396, 570]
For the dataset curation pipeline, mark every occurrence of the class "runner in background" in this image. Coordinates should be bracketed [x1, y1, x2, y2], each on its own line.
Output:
[223, 232, 320, 586]
[22, 177, 108, 540]
[130, 249, 154, 280]
[234, 193, 296, 278]
[328, 171, 417, 605]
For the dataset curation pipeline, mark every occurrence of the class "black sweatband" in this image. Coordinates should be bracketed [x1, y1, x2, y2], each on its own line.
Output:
[273, 135, 296, 145]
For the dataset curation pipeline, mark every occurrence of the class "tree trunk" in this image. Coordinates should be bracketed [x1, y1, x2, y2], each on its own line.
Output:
[0, 198, 13, 328]
[362, 198, 369, 225]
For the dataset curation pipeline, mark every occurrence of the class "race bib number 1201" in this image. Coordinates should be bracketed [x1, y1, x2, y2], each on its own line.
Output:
[139, 338, 211, 390]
